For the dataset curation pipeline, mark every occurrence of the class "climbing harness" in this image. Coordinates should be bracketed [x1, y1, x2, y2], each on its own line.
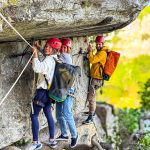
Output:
[0, 13, 34, 106]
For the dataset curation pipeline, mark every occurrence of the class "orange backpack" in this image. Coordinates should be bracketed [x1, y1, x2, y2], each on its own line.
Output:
[102, 51, 120, 81]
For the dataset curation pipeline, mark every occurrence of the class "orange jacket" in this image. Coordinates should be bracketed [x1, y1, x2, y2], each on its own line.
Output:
[88, 46, 108, 79]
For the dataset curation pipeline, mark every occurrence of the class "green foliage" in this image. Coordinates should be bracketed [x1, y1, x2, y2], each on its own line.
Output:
[138, 6, 150, 21]
[139, 133, 150, 149]
[97, 55, 150, 108]
[107, 125, 122, 150]
[139, 78, 150, 110]
[111, 35, 120, 44]
[13, 138, 31, 147]
[89, 35, 96, 44]
[117, 108, 143, 135]
[141, 33, 150, 41]
[117, 108, 144, 149]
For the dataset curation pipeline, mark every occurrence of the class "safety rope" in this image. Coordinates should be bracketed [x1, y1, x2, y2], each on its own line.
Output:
[0, 13, 33, 48]
[0, 13, 35, 106]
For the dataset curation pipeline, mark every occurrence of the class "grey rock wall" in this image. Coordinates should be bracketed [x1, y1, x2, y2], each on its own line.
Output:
[0, 0, 148, 42]
[0, 42, 34, 149]
[0, 37, 90, 149]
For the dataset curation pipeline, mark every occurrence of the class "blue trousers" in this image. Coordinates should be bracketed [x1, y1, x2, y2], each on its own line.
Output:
[30, 89, 55, 141]
[56, 96, 77, 138]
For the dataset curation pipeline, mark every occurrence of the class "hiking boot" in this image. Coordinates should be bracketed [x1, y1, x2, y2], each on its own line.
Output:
[83, 114, 94, 124]
[27, 142, 43, 150]
[56, 134, 69, 141]
[49, 140, 57, 149]
[70, 135, 78, 148]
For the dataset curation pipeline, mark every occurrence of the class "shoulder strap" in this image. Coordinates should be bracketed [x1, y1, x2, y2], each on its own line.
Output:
[53, 57, 58, 62]
[98, 50, 107, 79]
[44, 75, 49, 87]
[99, 62, 103, 78]
[53, 55, 62, 63]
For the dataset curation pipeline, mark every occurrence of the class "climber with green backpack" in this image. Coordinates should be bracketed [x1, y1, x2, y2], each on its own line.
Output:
[54, 38, 78, 148]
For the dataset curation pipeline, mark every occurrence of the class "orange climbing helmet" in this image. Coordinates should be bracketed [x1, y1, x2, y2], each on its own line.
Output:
[61, 38, 72, 48]
[95, 35, 105, 43]
[46, 37, 62, 50]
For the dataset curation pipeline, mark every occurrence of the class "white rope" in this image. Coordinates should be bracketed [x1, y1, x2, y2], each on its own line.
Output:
[0, 53, 34, 106]
[0, 13, 33, 48]
[0, 13, 35, 106]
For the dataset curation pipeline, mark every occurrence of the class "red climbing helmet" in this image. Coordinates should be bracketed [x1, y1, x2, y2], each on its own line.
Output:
[61, 38, 72, 48]
[95, 35, 105, 43]
[46, 37, 62, 50]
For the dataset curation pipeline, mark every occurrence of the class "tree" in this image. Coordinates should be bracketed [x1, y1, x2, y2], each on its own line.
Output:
[140, 78, 150, 110]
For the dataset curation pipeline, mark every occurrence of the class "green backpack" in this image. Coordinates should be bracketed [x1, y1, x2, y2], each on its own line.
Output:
[48, 62, 81, 102]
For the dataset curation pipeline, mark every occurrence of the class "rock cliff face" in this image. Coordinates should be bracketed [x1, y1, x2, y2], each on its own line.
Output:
[0, 0, 148, 42]
[0, 41, 35, 149]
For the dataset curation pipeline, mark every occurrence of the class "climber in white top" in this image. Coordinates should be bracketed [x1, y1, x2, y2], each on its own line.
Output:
[27, 37, 62, 150]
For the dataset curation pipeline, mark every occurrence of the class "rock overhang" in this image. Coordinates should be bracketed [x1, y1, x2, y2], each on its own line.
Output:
[0, 0, 149, 42]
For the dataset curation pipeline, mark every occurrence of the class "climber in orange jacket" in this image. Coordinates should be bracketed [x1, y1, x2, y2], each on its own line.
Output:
[83, 35, 108, 124]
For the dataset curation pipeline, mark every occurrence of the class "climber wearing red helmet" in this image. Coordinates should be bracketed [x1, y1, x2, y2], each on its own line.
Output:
[95, 35, 105, 51]
[45, 37, 62, 54]
[55, 38, 78, 148]
[83, 35, 109, 125]
[60, 38, 72, 53]
[58, 38, 72, 65]
[28, 37, 62, 149]
[95, 35, 105, 43]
